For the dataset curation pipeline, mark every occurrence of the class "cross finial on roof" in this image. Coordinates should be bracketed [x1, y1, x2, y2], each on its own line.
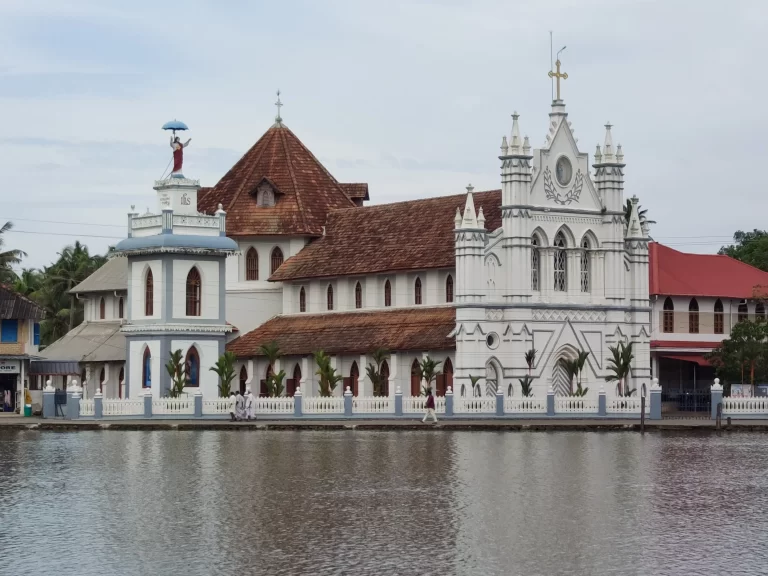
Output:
[275, 90, 283, 124]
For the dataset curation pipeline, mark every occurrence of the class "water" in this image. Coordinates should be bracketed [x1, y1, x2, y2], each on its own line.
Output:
[0, 430, 766, 576]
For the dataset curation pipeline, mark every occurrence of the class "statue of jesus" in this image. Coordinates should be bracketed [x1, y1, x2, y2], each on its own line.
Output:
[170, 135, 191, 176]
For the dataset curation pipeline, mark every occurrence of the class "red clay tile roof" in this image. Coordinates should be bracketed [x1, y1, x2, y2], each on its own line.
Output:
[0, 284, 45, 320]
[339, 183, 369, 200]
[197, 123, 363, 236]
[227, 306, 455, 357]
[270, 190, 501, 281]
[649, 242, 768, 299]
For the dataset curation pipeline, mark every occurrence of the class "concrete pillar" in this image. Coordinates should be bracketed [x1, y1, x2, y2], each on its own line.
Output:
[94, 389, 103, 419]
[711, 378, 723, 420]
[598, 387, 606, 416]
[294, 387, 303, 417]
[67, 381, 81, 420]
[42, 380, 56, 419]
[194, 389, 203, 418]
[344, 386, 353, 417]
[650, 378, 662, 420]
[395, 386, 403, 416]
[496, 387, 504, 416]
[547, 387, 555, 416]
[389, 353, 398, 399]
[445, 386, 454, 417]
[143, 389, 153, 418]
[359, 354, 369, 397]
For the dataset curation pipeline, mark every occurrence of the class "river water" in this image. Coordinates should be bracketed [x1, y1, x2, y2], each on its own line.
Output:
[0, 430, 765, 576]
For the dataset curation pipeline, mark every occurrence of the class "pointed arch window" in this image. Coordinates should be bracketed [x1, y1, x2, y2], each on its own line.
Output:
[118, 366, 124, 398]
[118, 297, 124, 319]
[384, 280, 392, 307]
[580, 238, 590, 293]
[145, 269, 154, 316]
[531, 235, 540, 291]
[186, 267, 201, 316]
[349, 362, 359, 396]
[239, 365, 248, 395]
[299, 287, 306, 312]
[445, 275, 454, 303]
[714, 299, 724, 334]
[414, 277, 422, 305]
[99, 297, 106, 320]
[185, 347, 200, 387]
[663, 297, 674, 333]
[553, 232, 567, 292]
[290, 363, 301, 397]
[246, 247, 259, 281]
[688, 298, 699, 334]
[99, 367, 105, 392]
[327, 285, 334, 311]
[380, 360, 390, 397]
[355, 282, 362, 309]
[270, 247, 284, 275]
[738, 302, 749, 323]
[142, 347, 152, 389]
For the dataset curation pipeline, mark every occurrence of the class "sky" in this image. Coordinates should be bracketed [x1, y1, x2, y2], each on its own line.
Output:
[0, 0, 766, 270]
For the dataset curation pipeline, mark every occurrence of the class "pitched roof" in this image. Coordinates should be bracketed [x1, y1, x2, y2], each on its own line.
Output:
[649, 242, 768, 299]
[227, 306, 455, 357]
[339, 183, 369, 201]
[0, 285, 45, 320]
[40, 321, 125, 362]
[270, 190, 502, 282]
[197, 123, 362, 236]
[70, 257, 128, 294]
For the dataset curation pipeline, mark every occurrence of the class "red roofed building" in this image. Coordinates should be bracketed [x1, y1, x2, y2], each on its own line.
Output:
[649, 242, 768, 410]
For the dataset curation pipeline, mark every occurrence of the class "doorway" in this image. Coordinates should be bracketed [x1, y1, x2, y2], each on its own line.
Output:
[0, 373, 17, 412]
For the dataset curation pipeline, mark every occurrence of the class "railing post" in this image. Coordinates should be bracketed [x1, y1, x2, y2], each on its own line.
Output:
[68, 380, 81, 420]
[547, 387, 555, 416]
[650, 378, 662, 420]
[598, 386, 607, 416]
[711, 378, 723, 420]
[194, 389, 203, 418]
[495, 386, 504, 416]
[445, 386, 454, 417]
[42, 380, 56, 419]
[294, 387, 303, 418]
[344, 386, 353, 417]
[94, 389, 103, 419]
[143, 389, 153, 419]
[395, 386, 403, 417]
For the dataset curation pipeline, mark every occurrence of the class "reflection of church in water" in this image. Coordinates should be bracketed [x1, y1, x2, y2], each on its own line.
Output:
[41, 65, 653, 400]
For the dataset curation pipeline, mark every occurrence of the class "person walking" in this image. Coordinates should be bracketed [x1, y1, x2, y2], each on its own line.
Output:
[422, 387, 438, 424]
[244, 388, 255, 420]
[235, 390, 245, 421]
[228, 391, 237, 421]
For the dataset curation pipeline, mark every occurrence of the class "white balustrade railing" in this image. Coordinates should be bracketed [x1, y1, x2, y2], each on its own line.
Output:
[202, 397, 235, 415]
[722, 397, 768, 414]
[555, 397, 599, 413]
[254, 397, 294, 414]
[79, 398, 94, 416]
[402, 396, 447, 414]
[353, 396, 393, 414]
[504, 397, 547, 413]
[607, 397, 647, 414]
[454, 397, 496, 414]
[152, 397, 195, 415]
[435, 396, 446, 414]
[302, 396, 344, 414]
[103, 398, 144, 416]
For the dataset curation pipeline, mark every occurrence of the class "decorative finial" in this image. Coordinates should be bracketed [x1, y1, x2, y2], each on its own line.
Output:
[548, 58, 568, 100]
[130, 204, 135, 212]
[466, 183, 474, 194]
[616, 144, 624, 163]
[275, 90, 283, 124]
[523, 136, 531, 155]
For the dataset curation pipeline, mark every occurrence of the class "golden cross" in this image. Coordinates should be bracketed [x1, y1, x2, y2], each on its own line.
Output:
[548, 59, 568, 100]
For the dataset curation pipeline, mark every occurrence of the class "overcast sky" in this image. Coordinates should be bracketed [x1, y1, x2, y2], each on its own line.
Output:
[0, 0, 765, 269]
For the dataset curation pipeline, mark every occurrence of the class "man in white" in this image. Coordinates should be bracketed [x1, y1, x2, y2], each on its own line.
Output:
[235, 390, 245, 421]
[244, 388, 255, 420]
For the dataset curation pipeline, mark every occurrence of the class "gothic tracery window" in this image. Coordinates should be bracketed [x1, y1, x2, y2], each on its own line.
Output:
[553, 231, 567, 292]
[689, 298, 699, 334]
[445, 275, 454, 303]
[531, 236, 540, 291]
[270, 247, 284, 275]
[663, 297, 674, 333]
[186, 267, 201, 316]
[246, 247, 259, 281]
[355, 282, 362, 309]
[580, 238, 590, 293]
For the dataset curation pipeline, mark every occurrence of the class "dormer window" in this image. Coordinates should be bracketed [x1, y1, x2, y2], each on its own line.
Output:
[254, 179, 280, 207]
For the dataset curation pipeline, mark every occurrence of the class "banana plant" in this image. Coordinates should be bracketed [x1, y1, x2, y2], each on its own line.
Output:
[313, 350, 343, 397]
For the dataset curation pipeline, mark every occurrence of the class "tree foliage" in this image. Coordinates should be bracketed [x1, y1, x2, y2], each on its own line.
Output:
[266, 369, 286, 398]
[605, 342, 635, 397]
[718, 230, 768, 273]
[518, 375, 534, 397]
[366, 348, 389, 397]
[707, 319, 768, 389]
[313, 350, 343, 397]
[524, 348, 537, 374]
[417, 356, 442, 396]
[165, 349, 189, 398]
[209, 351, 237, 397]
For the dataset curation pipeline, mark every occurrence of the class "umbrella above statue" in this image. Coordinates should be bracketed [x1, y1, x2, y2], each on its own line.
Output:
[162, 120, 191, 179]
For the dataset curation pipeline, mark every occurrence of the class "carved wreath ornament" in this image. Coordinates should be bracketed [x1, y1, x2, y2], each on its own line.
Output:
[544, 166, 583, 205]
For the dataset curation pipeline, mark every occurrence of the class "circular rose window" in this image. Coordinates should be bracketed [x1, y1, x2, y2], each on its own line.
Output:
[556, 156, 572, 186]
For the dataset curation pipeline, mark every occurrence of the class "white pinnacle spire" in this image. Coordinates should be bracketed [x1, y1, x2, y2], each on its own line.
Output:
[602, 122, 615, 163]
[477, 206, 486, 229]
[509, 111, 523, 154]
[523, 136, 531, 155]
[616, 144, 624, 163]
[461, 184, 478, 228]
[454, 207, 462, 229]
[500, 135, 509, 156]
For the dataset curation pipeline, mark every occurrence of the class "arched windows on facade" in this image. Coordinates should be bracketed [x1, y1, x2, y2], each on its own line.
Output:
[553, 231, 567, 292]
[756, 302, 766, 320]
[239, 365, 248, 395]
[379, 360, 390, 397]
[99, 367, 105, 392]
[246, 248, 259, 281]
[663, 297, 674, 333]
[441, 357, 453, 396]
[580, 237, 590, 293]
[414, 278, 422, 305]
[142, 347, 151, 389]
[531, 235, 540, 291]
[99, 297, 105, 320]
[118, 297, 124, 319]
[327, 285, 334, 311]
[355, 282, 362, 309]
[270, 247, 284, 276]
[145, 269, 154, 316]
[688, 298, 699, 334]
[714, 299, 724, 334]
[738, 302, 749, 323]
[384, 280, 392, 307]
[410, 359, 421, 396]
[445, 275, 454, 303]
[118, 367, 124, 398]
[186, 267, 201, 316]
[185, 347, 200, 388]
[299, 287, 306, 313]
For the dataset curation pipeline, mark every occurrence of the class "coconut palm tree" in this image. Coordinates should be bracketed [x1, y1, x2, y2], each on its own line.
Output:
[313, 350, 343, 397]
[605, 342, 635, 396]
[624, 199, 656, 228]
[0, 221, 25, 284]
[259, 340, 281, 376]
[574, 350, 590, 394]
[559, 358, 580, 395]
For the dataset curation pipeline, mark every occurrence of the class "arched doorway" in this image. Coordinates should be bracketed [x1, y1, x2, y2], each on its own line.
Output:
[380, 360, 390, 397]
[437, 358, 453, 396]
[485, 360, 500, 396]
[99, 367, 105, 393]
[552, 357, 572, 396]
[260, 365, 272, 397]
[118, 367, 124, 399]
[287, 363, 301, 397]
[349, 362, 359, 396]
[239, 365, 248, 395]
[410, 359, 421, 396]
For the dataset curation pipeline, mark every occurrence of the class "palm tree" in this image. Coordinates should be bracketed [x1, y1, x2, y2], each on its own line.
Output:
[47, 242, 105, 332]
[209, 351, 237, 397]
[468, 374, 483, 397]
[259, 340, 281, 375]
[267, 369, 286, 397]
[418, 356, 442, 396]
[165, 349, 189, 398]
[366, 348, 389, 396]
[624, 199, 656, 227]
[605, 342, 635, 396]
[13, 268, 41, 297]
[0, 221, 25, 284]
[525, 348, 537, 375]
[518, 375, 534, 397]
[574, 350, 590, 393]
[559, 358, 580, 395]
[313, 350, 343, 397]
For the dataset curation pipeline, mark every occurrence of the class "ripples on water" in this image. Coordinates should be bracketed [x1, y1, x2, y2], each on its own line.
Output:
[0, 430, 766, 576]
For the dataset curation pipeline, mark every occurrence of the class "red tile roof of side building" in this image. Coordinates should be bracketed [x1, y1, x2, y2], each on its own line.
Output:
[649, 242, 768, 299]
[197, 123, 362, 236]
[269, 190, 502, 282]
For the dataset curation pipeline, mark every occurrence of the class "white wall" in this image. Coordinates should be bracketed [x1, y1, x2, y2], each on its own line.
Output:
[129, 260, 162, 321]
[83, 292, 127, 322]
[128, 340, 160, 398]
[226, 290, 282, 336]
[171, 339, 220, 398]
[172, 260, 220, 320]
